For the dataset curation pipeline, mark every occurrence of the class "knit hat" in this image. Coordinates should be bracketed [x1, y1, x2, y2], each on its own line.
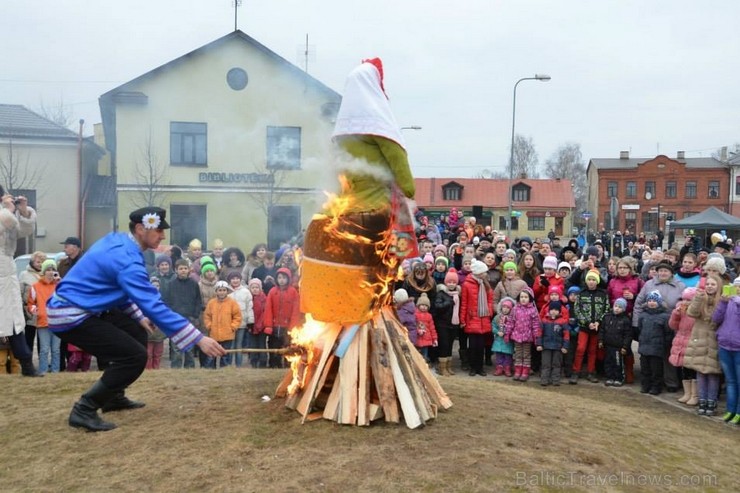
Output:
[542, 254, 558, 270]
[503, 261, 518, 272]
[471, 259, 488, 275]
[416, 292, 431, 308]
[401, 259, 412, 272]
[733, 277, 740, 287]
[504, 249, 517, 258]
[520, 286, 535, 302]
[703, 256, 727, 275]
[433, 244, 447, 257]
[201, 263, 217, 275]
[394, 288, 409, 304]
[200, 255, 215, 267]
[41, 259, 57, 273]
[548, 285, 563, 296]
[548, 300, 562, 312]
[585, 245, 599, 257]
[654, 260, 674, 274]
[444, 268, 459, 285]
[248, 278, 262, 289]
[214, 280, 232, 291]
[585, 269, 600, 282]
[423, 253, 434, 264]
[557, 261, 572, 273]
[499, 297, 515, 311]
[435, 256, 449, 268]
[614, 298, 627, 311]
[472, 236, 480, 245]
[567, 286, 581, 296]
[681, 287, 697, 301]
[226, 271, 242, 282]
[155, 254, 172, 268]
[646, 290, 663, 304]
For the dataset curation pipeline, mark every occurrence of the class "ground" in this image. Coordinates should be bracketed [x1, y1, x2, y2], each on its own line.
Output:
[0, 369, 734, 493]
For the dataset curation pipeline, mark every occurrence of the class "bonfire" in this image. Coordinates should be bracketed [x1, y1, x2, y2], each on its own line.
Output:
[274, 188, 452, 429]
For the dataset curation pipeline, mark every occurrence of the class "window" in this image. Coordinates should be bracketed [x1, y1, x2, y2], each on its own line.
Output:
[528, 217, 545, 231]
[665, 181, 677, 198]
[644, 181, 655, 198]
[607, 181, 617, 198]
[170, 122, 207, 166]
[443, 187, 461, 201]
[626, 181, 637, 198]
[641, 211, 657, 233]
[511, 216, 519, 230]
[684, 211, 698, 218]
[268, 205, 301, 250]
[512, 184, 530, 202]
[624, 212, 636, 233]
[708, 181, 720, 198]
[665, 211, 676, 222]
[685, 181, 697, 199]
[170, 204, 207, 248]
[266, 126, 301, 169]
[736, 177, 740, 196]
[498, 215, 519, 231]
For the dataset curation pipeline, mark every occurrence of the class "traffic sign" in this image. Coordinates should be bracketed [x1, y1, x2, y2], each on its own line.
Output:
[581, 212, 592, 219]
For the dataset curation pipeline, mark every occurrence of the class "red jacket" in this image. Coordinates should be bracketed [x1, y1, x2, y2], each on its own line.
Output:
[460, 275, 494, 335]
[264, 268, 301, 330]
[415, 310, 437, 347]
[251, 291, 267, 334]
[533, 274, 565, 311]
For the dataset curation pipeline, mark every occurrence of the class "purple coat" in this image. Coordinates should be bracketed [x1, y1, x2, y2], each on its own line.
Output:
[713, 296, 740, 351]
[504, 302, 541, 344]
[397, 300, 418, 345]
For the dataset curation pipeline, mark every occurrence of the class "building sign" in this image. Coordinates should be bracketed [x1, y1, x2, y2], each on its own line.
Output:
[622, 204, 640, 210]
[198, 172, 274, 184]
[526, 210, 567, 218]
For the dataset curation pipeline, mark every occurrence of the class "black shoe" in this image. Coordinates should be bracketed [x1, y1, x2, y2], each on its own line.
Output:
[69, 397, 117, 432]
[705, 400, 717, 417]
[649, 389, 661, 395]
[101, 393, 146, 413]
[568, 375, 578, 385]
[640, 387, 650, 394]
[697, 399, 708, 415]
[476, 369, 487, 377]
[665, 386, 679, 393]
[20, 358, 43, 377]
[468, 370, 477, 376]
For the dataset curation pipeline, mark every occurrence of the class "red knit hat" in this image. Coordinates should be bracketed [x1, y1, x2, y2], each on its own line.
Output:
[444, 268, 459, 285]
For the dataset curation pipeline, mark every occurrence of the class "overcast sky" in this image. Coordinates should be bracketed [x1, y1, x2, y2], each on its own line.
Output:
[2, 0, 739, 178]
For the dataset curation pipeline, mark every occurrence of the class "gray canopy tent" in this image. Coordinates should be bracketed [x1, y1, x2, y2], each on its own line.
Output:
[668, 207, 740, 231]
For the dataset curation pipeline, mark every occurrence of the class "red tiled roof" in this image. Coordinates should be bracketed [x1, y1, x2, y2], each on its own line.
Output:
[414, 177, 575, 209]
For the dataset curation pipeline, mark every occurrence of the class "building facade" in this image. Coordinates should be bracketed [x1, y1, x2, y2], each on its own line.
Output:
[414, 177, 576, 240]
[99, 31, 341, 251]
[587, 151, 730, 236]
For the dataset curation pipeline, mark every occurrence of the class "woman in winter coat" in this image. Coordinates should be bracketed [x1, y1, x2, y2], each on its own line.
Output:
[517, 252, 540, 289]
[19, 251, 46, 352]
[220, 247, 246, 281]
[607, 257, 644, 384]
[668, 287, 698, 406]
[403, 260, 437, 311]
[242, 243, 267, 281]
[494, 261, 528, 308]
[711, 279, 740, 425]
[674, 253, 702, 288]
[504, 286, 541, 382]
[461, 260, 494, 377]
[684, 274, 724, 417]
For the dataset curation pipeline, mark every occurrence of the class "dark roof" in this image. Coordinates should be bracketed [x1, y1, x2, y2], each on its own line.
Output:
[668, 207, 740, 230]
[0, 104, 77, 140]
[85, 175, 116, 208]
[589, 156, 724, 170]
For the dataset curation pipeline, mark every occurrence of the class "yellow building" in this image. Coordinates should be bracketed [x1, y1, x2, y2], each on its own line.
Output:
[99, 31, 341, 250]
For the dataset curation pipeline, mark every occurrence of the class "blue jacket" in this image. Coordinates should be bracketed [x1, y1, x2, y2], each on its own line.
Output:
[47, 233, 202, 351]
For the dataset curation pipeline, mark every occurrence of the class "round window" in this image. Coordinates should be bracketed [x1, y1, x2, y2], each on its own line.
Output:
[227, 68, 248, 91]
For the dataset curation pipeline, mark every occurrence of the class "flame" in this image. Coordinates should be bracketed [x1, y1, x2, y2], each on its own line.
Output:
[285, 315, 329, 395]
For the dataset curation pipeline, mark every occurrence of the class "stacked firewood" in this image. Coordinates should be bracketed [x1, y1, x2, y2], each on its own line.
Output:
[275, 306, 453, 429]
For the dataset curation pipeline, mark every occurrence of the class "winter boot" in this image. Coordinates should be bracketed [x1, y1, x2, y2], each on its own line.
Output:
[677, 380, 691, 404]
[685, 380, 699, 406]
[69, 381, 118, 432]
[101, 391, 146, 413]
[459, 349, 470, 372]
[705, 400, 717, 417]
[493, 365, 504, 376]
[20, 358, 43, 378]
[446, 357, 456, 376]
[520, 367, 530, 382]
[504, 365, 512, 377]
[513, 365, 522, 381]
[697, 399, 708, 416]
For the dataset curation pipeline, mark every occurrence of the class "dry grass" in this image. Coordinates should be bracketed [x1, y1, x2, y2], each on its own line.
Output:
[0, 369, 736, 493]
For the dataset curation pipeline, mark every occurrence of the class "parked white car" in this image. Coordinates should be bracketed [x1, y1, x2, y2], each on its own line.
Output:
[14, 252, 66, 278]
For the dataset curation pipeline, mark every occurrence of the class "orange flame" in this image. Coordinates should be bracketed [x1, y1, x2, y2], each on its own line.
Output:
[285, 316, 329, 394]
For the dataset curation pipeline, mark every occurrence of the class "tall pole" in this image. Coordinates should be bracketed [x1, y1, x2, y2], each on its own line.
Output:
[506, 75, 551, 241]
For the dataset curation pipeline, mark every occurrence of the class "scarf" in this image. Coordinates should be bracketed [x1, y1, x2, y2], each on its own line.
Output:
[449, 289, 460, 325]
[476, 277, 490, 318]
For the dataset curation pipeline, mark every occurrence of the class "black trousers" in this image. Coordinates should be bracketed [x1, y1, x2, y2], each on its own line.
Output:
[604, 346, 624, 382]
[55, 311, 147, 391]
[9, 332, 32, 360]
[640, 354, 664, 392]
[468, 334, 485, 372]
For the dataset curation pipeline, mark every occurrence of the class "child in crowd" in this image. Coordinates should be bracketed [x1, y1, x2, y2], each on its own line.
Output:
[571, 269, 610, 384]
[557, 262, 572, 281]
[712, 277, 740, 424]
[493, 261, 528, 308]
[432, 256, 449, 286]
[505, 287, 540, 382]
[27, 259, 60, 374]
[198, 257, 219, 367]
[598, 298, 632, 386]
[204, 280, 242, 368]
[161, 258, 202, 369]
[637, 291, 671, 395]
[153, 254, 175, 284]
[247, 278, 268, 368]
[668, 288, 698, 405]
[563, 286, 581, 379]
[433, 268, 461, 376]
[264, 268, 301, 368]
[457, 254, 474, 287]
[227, 272, 253, 368]
[394, 288, 417, 345]
[423, 253, 435, 272]
[538, 285, 569, 320]
[536, 300, 570, 386]
[461, 260, 494, 377]
[533, 254, 565, 309]
[66, 343, 92, 372]
[414, 293, 438, 363]
[145, 277, 167, 370]
[492, 297, 515, 376]
[252, 252, 278, 295]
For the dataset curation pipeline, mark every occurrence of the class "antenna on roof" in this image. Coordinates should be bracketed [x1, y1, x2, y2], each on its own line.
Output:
[232, 0, 242, 31]
[297, 34, 316, 74]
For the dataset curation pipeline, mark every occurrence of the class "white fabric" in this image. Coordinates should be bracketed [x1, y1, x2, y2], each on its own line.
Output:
[332, 62, 406, 149]
[0, 207, 36, 336]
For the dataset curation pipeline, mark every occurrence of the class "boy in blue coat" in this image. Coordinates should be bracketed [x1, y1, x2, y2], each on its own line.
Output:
[536, 301, 570, 386]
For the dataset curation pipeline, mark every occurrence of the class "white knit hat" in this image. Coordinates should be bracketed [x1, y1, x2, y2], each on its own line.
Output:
[471, 259, 488, 275]
[542, 255, 558, 270]
[557, 261, 572, 272]
[394, 288, 409, 304]
[703, 256, 727, 275]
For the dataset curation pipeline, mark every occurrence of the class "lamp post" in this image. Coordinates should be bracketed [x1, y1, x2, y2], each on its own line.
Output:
[506, 75, 551, 241]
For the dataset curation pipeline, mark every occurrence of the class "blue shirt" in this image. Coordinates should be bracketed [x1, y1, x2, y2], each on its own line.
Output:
[47, 233, 202, 351]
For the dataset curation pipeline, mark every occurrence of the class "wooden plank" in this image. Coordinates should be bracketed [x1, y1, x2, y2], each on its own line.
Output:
[357, 323, 370, 426]
[296, 324, 342, 418]
[274, 370, 294, 398]
[368, 403, 385, 421]
[369, 317, 400, 423]
[385, 327, 423, 429]
[322, 371, 342, 421]
[338, 327, 360, 424]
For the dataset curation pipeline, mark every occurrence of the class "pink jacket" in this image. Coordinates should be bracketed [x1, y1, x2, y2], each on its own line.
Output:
[606, 274, 644, 316]
[668, 300, 695, 367]
[504, 301, 541, 344]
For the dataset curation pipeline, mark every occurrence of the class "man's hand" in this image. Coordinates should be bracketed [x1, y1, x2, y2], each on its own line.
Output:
[15, 196, 29, 217]
[197, 336, 226, 357]
[139, 318, 155, 335]
[1, 194, 15, 212]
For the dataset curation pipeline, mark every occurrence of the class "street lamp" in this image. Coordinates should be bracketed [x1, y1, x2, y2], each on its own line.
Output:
[506, 74, 551, 241]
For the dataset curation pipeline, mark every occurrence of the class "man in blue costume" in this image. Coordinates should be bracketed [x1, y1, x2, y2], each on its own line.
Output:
[48, 207, 226, 431]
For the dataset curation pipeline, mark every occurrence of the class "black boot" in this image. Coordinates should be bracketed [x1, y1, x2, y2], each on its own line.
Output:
[20, 358, 43, 377]
[459, 349, 470, 372]
[705, 400, 717, 417]
[697, 399, 707, 416]
[69, 381, 117, 432]
[101, 392, 146, 413]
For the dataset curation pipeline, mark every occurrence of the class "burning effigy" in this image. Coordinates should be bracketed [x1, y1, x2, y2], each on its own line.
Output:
[273, 59, 452, 429]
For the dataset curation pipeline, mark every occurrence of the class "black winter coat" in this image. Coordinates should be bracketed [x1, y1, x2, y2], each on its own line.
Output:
[433, 286, 460, 332]
[637, 306, 670, 357]
[598, 312, 632, 350]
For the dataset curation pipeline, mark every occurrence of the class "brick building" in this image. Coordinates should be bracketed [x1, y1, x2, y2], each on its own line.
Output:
[587, 151, 730, 236]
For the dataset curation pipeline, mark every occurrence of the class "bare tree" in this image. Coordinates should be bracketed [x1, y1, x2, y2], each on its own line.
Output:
[511, 134, 539, 179]
[544, 142, 588, 214]
[132, 131, 169, 208]
[36, 97, 75, 130]
[0, 138, 43, 193]
[473, 168, 507, 179]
